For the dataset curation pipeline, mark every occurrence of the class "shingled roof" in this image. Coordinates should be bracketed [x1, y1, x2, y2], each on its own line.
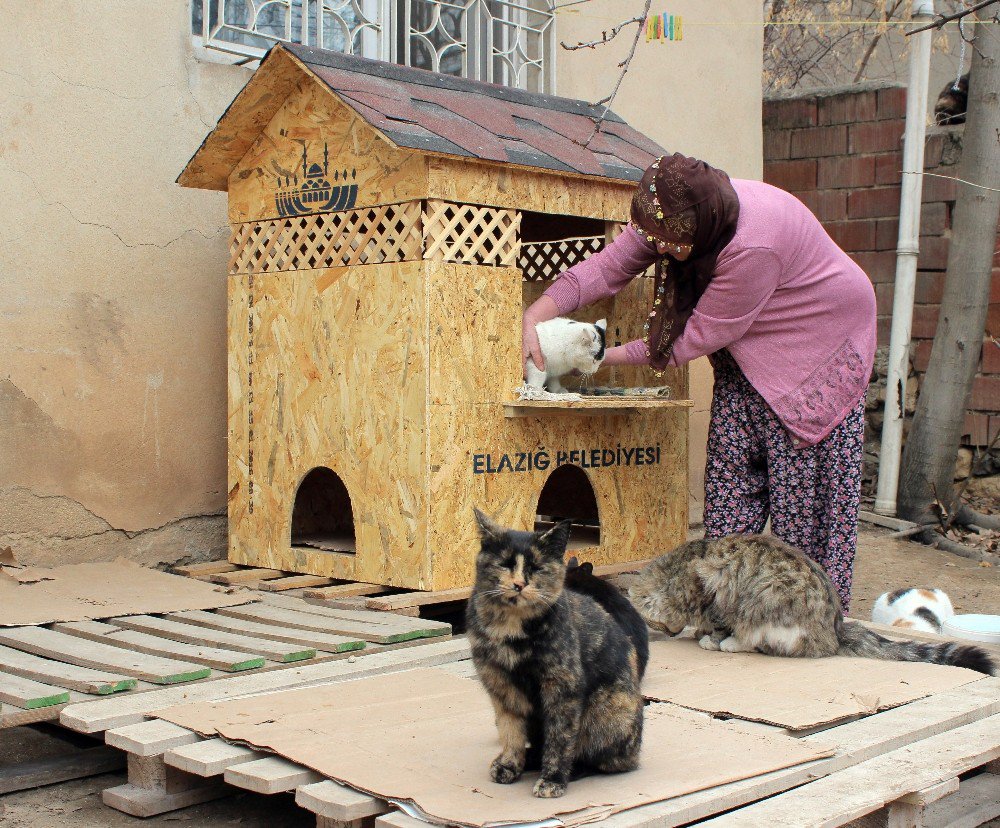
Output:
[178, 43, 665, 190]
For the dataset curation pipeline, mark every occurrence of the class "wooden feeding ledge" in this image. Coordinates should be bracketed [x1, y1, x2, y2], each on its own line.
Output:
[178, 43, 690, 591]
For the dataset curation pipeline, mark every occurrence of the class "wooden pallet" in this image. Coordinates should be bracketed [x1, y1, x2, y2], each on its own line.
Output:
[0, 592, 451, 729]
[94, 646, 1000, 827]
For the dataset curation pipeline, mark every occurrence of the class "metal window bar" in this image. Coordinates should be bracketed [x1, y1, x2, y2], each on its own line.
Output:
[193, 0, 553, 91]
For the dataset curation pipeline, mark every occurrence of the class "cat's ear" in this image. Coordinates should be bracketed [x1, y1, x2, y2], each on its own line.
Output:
[536, 519, 572, 556]
[580, 561, 594, 575]
[595, 319, 607, 333]
[472, 508, 504, 542]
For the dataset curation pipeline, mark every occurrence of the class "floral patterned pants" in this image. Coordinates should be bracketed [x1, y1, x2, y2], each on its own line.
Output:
[703, 357, 865, 611]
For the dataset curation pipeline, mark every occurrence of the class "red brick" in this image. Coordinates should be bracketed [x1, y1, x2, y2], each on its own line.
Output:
[790, 125, 848, 159]
[875, 282, 894, 313]
[982, 340, 1000, 374]
[794, 189, 848, 221]
[923, 133, 944, 169]
[918, 236, 950, 271]
[850, 121, 904, 154]
[913, 338, 934, 372]
[962, 412, 994, 445]
[989, 303, 1000, 339]
[914, 271, 946, 304]
[764, 129, 791, 161]
[912, 304, 940, 339]
[851, 250, 898, 283]
[817, 91, 877, 125]
[848, 186, 902, 219]
[875, 219, 898, 251]
[763, 98, 818, 129]
[919, 202, 949, 235]
[826, 219, 878, 252]
[877, 315, 892, 346]
[875, 153, 903, 185]
[764, 159, 817, 191]
[817, 155, 876, 189]
[877, 87, 907, 120]
[922, 172, 959, 203]
[970, 375, 1000, 410]
[992, 271, 1000, 303]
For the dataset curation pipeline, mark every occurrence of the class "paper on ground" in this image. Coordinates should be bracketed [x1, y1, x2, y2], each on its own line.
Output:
[642, 637, 984, 730]
[0, 560, 251, 626]
[154, 667, 832, 828]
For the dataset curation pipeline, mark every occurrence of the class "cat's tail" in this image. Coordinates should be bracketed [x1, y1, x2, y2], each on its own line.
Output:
[838, 621, 995, 675]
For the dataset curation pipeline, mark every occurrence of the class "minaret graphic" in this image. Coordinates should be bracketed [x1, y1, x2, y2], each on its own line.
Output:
[275, 143, 357, 217]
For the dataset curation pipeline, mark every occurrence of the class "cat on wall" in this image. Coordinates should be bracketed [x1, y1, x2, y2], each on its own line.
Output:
[872, 587, 955, 634]
[525, 318, 607, 393]
[628, 534, 994, 675]
[466, 510, 644, 799]
[935, 73, 968, 125]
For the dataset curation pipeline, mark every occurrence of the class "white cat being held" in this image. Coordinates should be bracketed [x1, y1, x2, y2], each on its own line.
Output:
[872, 587, 954, 634]
[526, 317, 607, 393]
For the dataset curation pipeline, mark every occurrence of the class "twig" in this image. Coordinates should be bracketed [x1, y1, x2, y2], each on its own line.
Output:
[581, 0, 652, 148]
[906, 0, 1000, 36]
[560, 14, 644, 50]
[854, 0, 905, 82]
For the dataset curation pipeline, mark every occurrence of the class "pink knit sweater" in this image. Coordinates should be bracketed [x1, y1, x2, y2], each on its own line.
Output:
[544, 179, 877, 447]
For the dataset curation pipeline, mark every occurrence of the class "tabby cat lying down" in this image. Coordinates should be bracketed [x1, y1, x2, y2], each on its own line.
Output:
[466, 510, 646, 798]
[628, 534, 995, 675]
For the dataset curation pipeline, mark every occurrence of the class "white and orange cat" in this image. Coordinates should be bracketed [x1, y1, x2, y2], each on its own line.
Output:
[872, 588, 954, 634]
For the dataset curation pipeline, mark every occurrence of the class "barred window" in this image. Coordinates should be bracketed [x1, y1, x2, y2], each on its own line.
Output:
[191, 0, 555, 93]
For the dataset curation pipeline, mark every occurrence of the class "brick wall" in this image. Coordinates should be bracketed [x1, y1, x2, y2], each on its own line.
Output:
[763, 85, 1000, 448]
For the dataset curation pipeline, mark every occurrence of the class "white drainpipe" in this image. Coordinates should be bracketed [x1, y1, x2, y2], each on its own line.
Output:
[874, 0, 936, 516]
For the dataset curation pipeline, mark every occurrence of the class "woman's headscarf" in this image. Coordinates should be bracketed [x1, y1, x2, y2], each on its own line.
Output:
[629, 153, 740, 373]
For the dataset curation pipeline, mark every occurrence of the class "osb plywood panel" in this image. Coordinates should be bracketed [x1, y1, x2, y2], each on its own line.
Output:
[227, 78, 430, 225]
[426, 157, 633, 222]
[426, 262, 687, 591]
[227, 261, 430, 587]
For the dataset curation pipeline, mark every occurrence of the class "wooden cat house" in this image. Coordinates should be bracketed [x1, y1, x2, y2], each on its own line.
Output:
[178, 44, 692, 591]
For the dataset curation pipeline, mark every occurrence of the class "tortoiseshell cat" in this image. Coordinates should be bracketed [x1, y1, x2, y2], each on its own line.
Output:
[628, 535, 995, 675]
[466, 510, 644, 799]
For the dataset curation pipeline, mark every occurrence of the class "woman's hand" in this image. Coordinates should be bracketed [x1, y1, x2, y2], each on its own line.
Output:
[521, 295, 560, 377]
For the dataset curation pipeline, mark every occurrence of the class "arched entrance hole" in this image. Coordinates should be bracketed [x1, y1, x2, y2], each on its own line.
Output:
[534, 464, 601, 550]
[290, 467, 356, 554]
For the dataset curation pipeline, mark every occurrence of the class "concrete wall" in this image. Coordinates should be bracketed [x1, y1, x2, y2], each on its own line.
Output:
[557, 0, 764, 523]
[0, 0, 761, 566]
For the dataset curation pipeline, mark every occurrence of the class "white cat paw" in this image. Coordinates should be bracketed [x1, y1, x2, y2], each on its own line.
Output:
[719, 636, 750, 653]
[698, 635, 721, 651]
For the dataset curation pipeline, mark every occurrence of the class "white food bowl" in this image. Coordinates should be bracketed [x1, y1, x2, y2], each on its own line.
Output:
[941, 614, 1000, 645]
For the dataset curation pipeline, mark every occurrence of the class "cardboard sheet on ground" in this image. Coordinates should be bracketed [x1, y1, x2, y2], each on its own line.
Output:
[0, 560, 251, 626]
[641, 637, 983, 730]
[155, 668, 832, 828]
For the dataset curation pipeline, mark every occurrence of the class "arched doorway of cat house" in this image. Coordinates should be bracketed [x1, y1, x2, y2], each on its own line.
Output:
[534, 464, 601, 551]
[290, 466, 356, 554]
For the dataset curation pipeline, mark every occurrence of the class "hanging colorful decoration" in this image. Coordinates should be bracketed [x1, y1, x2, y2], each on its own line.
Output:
[646, 12, 682, 42]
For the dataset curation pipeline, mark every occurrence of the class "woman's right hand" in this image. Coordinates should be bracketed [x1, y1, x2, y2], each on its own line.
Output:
[522, 312, 544, 376]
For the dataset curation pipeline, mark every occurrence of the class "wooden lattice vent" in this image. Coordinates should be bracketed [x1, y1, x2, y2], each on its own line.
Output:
[230, 200, 521, 273]
[519, 236, 604, 282]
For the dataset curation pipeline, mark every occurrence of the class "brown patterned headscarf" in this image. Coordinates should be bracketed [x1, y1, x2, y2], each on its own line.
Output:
[630, 153, 740, 373]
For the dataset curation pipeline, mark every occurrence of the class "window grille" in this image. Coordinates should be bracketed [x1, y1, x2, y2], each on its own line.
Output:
[192, 0, 555, 93]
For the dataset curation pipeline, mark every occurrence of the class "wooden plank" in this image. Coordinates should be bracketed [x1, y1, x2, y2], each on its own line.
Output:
[898, 777, 960, 806]
[110, 614, 316, 663]
[208, 567, 284, 585]
[258, 574, 334, 592]
[0, 745, 124, 795]
[170, 561, 238, 577]
[859, 511, 918, 532]
[223, 756, 321, 794]
[376, 812, 433, 828]
[106, 720, 203, 757]
[325, 597, 422, 617]
[590, 559, 653, 578]
[59, 638, 469, 733]
[168, 610, 366, 653]
[504, 398, 694, 417]
[699, 714, 1000, 827]
[213, 603, 438, 644]
[259, 594, 451, 636]
[365, 588, 472, 612]
[303, 583, 393, 600]
[164, 738, 262, 776]
[0, 672, 70, 709]
[0, 627, 210, 685]
[924, 772, 1000, 828]
[52, 621, 266, 673]
[102, 781, 227, 817]
[596, 677, 1000, 828]
[0, 642, 136, 695]
[296, 780, 390, 821]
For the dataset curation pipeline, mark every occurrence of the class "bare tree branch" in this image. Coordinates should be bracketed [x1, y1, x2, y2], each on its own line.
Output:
[906, 0, 1000, 36]
[561, 14, 645, 51]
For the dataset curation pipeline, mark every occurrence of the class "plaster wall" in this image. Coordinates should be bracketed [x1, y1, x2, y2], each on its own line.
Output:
[0, 0, 761, 566]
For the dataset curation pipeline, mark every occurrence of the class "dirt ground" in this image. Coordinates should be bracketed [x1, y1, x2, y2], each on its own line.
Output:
[2, 524, 999, 827]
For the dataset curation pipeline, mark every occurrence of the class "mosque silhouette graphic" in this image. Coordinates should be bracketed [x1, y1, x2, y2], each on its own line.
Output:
[275, 143, 358, 217]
